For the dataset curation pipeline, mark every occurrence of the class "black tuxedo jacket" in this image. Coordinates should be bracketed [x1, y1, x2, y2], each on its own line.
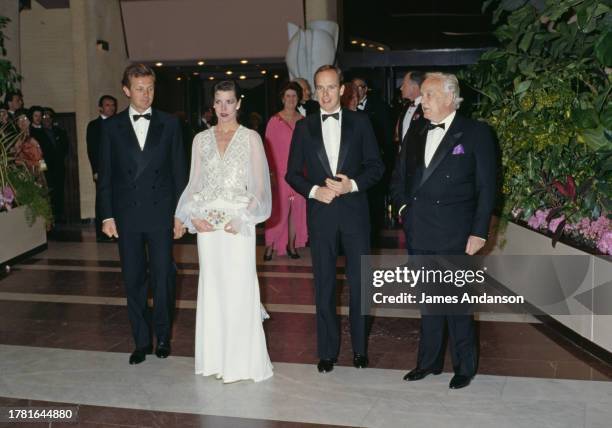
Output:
[300, 99, 320, 116]
[362, 96, 392, 148]
[390, 113, 497, 252]
[86, 117, 104, 174]
[285, 109, 384, 231]
[398, 103, 425, 144]
[97, 109, 187, 233]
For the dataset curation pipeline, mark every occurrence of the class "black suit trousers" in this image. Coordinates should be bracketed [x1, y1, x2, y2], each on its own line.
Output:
[117, 228, 176, 349]
[310, 206, 369, 359]
[407, 247, 477, 377]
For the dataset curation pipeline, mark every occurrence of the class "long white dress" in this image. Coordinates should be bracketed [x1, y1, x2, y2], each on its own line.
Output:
[175, 125, 273, 383]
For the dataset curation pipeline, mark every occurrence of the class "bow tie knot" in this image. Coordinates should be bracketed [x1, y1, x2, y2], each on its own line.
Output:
[427, 122, 445, 131]
[133, 113, 151, 121]
[322, 112, 339, 122]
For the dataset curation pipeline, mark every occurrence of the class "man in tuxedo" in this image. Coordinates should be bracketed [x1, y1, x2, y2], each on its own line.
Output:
[396, 71, 425, 144]
[87, 95, 118, 241]
[286, 65, 384, 373]
[390, 72, 497, 389]
[40, 108, 69, 223]
[294, 78, 320, 116]
[98, 64, 187, 365]
[352, 77, 393, 243]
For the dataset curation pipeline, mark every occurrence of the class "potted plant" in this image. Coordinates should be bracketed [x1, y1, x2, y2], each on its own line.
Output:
[460, 0, 611, 255]
[0, 15, 50, 264]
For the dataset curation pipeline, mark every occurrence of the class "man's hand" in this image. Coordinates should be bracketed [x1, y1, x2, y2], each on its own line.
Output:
[173, 217, 186, 239]
[192, 218, 214, 233]
[314, 186, 337, 204]
[465, 235, 486, 255]
[325, 174, 353, 195]
[102, 219, 119, 238]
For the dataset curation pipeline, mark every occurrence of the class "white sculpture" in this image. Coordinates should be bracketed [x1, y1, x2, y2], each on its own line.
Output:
[285, 20, 339, 96]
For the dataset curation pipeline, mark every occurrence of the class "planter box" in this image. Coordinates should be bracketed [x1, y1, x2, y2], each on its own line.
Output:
[488, 221, 612, 354]
[0, 206, 47, 264]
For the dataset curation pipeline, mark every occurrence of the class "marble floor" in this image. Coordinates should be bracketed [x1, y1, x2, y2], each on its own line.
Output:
[0, 225, 611, 427]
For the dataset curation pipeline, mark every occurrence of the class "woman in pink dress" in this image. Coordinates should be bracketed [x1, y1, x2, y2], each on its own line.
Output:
[263, 82, 308, 260]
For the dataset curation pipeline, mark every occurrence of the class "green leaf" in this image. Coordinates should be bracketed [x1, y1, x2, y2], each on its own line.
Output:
[519, 30, 535, 51]
[573, 108, 600, 129]
[514, 79, 532, 94]
[600, 103, 612, 127]
[595, 30, 612, 66]
[501, 0, 528, 10]
[578, 126, 612, 151]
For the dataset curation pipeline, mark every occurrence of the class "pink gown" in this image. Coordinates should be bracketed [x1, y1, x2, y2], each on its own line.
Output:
[264, 114, 308, 255]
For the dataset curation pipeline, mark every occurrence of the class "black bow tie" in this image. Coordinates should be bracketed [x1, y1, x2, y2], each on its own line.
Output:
[406, 100, 416, 108]
[427, 122, 445, 131]
[322, 112, 339, 121]
[133, 113, 151, 121]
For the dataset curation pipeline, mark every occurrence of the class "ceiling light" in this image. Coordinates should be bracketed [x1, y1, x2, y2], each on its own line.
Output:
[209, 76, 215, 80]
[176, 77, 182, 81]
[155, 62, 163, 67]
[240, 59, 248, 64]
[239, 75, 246, 80]
[226, 70, 233, 75]
[197, 60, 205, 66]
[351, 40, 358, 44]
[360, 42, 366, 47]
[261, 70, 267, 75]
[377, 46, 384, 51]
[240, 95, 245, 98]
[273, 74, 279, 79]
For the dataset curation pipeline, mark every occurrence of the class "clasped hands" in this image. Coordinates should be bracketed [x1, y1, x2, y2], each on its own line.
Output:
[189, 218, 238, 235]
[315, 174, 353, 204]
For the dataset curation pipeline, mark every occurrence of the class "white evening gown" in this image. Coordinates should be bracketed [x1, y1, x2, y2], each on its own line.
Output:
[175, 126, 273, 383]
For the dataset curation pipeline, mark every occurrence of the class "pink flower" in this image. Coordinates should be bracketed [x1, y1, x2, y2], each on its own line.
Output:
[527, 209, 550, 230]
[597, 231, 612, 255]
[548, 216, 565, 233]
[0, 186, 15, 211]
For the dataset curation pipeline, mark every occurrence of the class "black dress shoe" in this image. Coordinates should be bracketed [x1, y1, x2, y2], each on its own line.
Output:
[353, 353, 369, 368]
[155, 342, 171, 359]
[263, 249, 273, 261]
[449, 374, 472, 389]
[403, 367, 443, 381]
[129, 346, 152, 365]
[286, 245, 300, 259]
[317, 359, 335, 373]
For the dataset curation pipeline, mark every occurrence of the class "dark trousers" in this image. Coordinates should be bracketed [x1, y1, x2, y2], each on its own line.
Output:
[407, 247, 477, 377]
[94, 182, 103, 239]
[310, 216, 370, 360]
[117, 228, 176, 349]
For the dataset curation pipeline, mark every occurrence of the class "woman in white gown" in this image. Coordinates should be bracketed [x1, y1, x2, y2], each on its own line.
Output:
[175, 80, 273, 383]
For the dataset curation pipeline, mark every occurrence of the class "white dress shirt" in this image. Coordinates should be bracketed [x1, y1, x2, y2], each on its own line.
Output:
[424, 110, 456, 167]
[401, 96, 422, 140]
[357, 97, 367, 111]
[309, 108, 358, 198]
[129, 105, 152, 150]
[297, 104, 306, 117]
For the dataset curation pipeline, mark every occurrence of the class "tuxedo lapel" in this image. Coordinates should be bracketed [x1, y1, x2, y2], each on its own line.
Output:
[307, 115, 334, 178]
[136, 110, 164, 179]
[336, 109, 351, 174]
[419, 115, 464, 188]
[118, 110, 142, 167]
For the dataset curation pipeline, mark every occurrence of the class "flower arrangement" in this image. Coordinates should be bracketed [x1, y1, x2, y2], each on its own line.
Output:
[460, 0, 611, 254]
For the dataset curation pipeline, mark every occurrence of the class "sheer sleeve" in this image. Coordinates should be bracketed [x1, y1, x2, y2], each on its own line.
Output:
[175, 132, 204, 233]
[228, 130, 271, 236]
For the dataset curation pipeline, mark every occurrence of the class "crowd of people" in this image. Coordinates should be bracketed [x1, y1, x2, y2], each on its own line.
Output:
[1, 90, 69, 224]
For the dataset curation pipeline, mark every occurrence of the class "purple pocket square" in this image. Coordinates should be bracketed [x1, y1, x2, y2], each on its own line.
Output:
[452, 144, 465, 155]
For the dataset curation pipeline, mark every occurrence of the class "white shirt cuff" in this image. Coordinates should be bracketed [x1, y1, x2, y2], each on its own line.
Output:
[308, 185, 319, 198]
[351, 179, 358, 192]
